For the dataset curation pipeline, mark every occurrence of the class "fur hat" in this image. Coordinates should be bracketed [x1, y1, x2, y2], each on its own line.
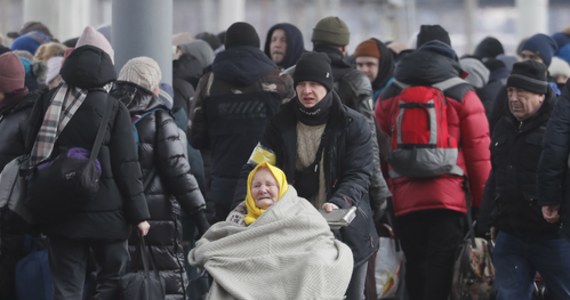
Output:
[293, 52, 333, 92]
[507, 60, 548, 94]
[520, 33, 558, 67]
[416, 24, 451, 48]
[224, 22, 260, 49]
[76, 26, 115, 63]
[354, 39, 380, 58]
[118, 56, 162, 92]
[311, 16, 350, 47]
[0, 52, 26, 93]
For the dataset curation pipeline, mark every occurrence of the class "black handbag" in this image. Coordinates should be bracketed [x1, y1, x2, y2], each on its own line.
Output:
[119, 235, 165, 300]
[24, 100, 113, 218]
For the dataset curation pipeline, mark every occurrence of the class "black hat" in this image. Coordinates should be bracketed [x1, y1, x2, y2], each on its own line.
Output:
[7, 21, 53, 39]
[417, 24, 451, 48]
[224, 22, 260, 49]
[294, 52, 333, 92]
[474, 36, 504, 60]
[507, 60, 548, 94]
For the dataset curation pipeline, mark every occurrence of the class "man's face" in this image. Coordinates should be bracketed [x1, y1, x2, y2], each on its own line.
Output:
[270, 29, 287, 65]
[520, 50, 544, 65]
[355, 56, 379, 83]
[295, 81, 327, 108]
[507, 86, 545, 121]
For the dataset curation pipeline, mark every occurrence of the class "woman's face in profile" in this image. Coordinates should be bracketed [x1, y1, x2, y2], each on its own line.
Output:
[251, 168, 279, 209]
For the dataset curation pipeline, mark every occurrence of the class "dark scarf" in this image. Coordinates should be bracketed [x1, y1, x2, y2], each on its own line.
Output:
[371, 38, 395, 91]
[0, 88, 29, 114]
[295, 91, 333, 125]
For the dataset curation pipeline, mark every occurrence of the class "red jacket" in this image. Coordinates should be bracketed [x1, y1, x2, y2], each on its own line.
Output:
[375, 50, 491, 217]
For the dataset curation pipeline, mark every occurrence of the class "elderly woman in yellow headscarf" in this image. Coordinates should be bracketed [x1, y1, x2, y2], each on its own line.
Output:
[188, 162, 354, 300]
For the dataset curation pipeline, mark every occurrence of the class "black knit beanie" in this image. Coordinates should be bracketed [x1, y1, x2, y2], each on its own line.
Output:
[416, 24, 451, 48]
[294, 52, 334, 92]
[224, 22, 260, 49]
[507, 60, 548, 94]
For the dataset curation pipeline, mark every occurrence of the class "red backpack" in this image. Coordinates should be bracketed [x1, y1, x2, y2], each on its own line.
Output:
[387, 78, 467, 178]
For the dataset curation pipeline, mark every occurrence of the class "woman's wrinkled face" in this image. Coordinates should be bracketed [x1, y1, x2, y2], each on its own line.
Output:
[251, 168, 279, 209]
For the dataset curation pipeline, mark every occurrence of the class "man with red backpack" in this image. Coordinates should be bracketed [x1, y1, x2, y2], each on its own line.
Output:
[374, 25, 491, 300]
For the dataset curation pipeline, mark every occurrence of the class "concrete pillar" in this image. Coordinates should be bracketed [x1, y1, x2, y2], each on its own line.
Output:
[219, 0, 245, 33]
[112, 0, 173, 85]
[22, 0, 57, 37]
[516, 0, 549, 40]
[464, 0, 477, 54]
[56, 0, 91, 41]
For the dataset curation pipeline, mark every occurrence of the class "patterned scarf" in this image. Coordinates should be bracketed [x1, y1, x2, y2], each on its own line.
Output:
[30, 83, 87, 166]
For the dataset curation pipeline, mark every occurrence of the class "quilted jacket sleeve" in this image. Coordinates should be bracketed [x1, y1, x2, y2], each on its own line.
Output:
[456, 90, 491, 208]
[538, 87, 570, 205]
[155, 110, 206, 215]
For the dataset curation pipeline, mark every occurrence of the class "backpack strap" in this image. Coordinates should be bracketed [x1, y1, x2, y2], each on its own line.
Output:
[432, 77, 468, 92]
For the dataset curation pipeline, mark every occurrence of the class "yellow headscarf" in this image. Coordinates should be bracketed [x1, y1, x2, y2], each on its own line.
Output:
[244, 162, 288, 225]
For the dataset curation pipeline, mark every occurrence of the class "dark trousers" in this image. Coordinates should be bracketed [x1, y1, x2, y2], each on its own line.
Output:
[0, 233, 26, 299]
[395, 209, 465, 300]
[209, 176, 238, 222]
[346, 261, 369, 300]
[48, 238, 129, 300]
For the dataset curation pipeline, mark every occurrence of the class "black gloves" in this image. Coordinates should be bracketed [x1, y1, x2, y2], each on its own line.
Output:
[193, 211, 211, 239]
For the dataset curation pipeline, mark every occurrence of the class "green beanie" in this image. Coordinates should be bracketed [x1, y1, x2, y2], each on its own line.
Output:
[311, 16, 350, 47]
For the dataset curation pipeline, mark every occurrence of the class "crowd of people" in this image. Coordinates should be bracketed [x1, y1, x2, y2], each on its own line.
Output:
[1, 15, 570, 300]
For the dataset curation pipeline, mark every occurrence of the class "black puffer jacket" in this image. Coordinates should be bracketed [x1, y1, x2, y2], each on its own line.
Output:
[486, 88, 558, 237]
[111, 80, 207, 300]
[236, 92, 379, 266]
[538, 81, 570, 239]
[0, 92, 36, 171]
[25, 45, 150, 239]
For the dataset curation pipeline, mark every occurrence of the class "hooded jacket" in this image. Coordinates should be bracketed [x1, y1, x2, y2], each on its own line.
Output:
[263, 23, 306, 69]
[376, 47, 491, 217]
[25, 45, 150, 239]
[190, 46, 293, 179]
[111, 80, 206, 299]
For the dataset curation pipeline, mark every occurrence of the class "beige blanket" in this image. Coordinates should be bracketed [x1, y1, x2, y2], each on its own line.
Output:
[188, 186, 353, 300]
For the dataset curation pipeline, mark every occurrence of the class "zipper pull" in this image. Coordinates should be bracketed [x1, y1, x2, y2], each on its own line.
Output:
[314, 163, 318, 173]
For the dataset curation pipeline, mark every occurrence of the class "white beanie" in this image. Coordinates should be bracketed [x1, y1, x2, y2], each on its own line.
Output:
[118, 56, 162, 91]
[76, 26, 114, 63]
[549, 56, 570, 78]
[45, 56, 64, 84]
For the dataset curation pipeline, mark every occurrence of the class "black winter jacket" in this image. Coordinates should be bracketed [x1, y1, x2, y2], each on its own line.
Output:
[538, 82, 570, 238]
[235, 93, 379, 266]
[111, 80, 207, 299]
[485, 88, 559, 237]
[314, 45, 391, 220]
[0, 92, 36, 171]
[25, 46, 150, 240]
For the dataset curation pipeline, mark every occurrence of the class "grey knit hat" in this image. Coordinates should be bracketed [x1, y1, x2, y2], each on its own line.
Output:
[118, 56, 162, 91]
[311, 16, 350, 47]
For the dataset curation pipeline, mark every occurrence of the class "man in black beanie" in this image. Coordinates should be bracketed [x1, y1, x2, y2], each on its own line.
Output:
[481, 59, 570, 299]
[233, 51, 379, 300]
[190, 21, 294, 222]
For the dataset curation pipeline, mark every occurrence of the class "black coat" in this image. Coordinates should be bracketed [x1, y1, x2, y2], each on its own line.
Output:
[0, 92, 36, 171]
[485, 89, 558, 237]
[538, 82, 570, 238]
[25, 46, 150, 240]
[236, 93, 379, 266]
[111, 81, 206, 299]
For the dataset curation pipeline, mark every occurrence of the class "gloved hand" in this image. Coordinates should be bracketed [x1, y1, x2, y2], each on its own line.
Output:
[193, 211, 211, 239]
